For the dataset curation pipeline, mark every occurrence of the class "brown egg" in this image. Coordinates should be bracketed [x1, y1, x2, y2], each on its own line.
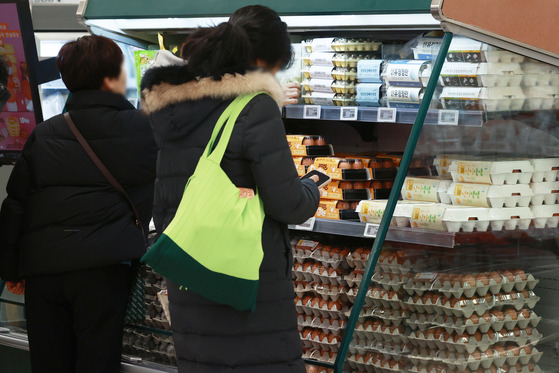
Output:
[363, 352, 373, 364]
[522, 289, 531, 299]
[390, 325, 402, 334]
[451, 274, 462, 286]
[372, 353, 381, 365]
[519, 308, 531, 319]
[468, 314, 479, 324]
[500, 270, 515, 282]
[431, 293, 442, 304]
[512, 327, 523, 337]
[302, 157, 315, 167]
[337, 201, 350, 210]
[352, 159, 364, 169]
[294, 262, 303, 271]
[413, 294, 421, 303]
[491, 310, 504, 321]
[302, 136, 315, 146]
[382, 159, 394, 168]
[434, 328, 445, 340]
[372, 320, 383, 331]
[353, 353, 363, 362]
[504, 308, 518, 320]
[303, 261, 313, 272]
[472, 350, 481, 360]
[338, 160, 351, 169]
[488, 271, 503, 284]
[353, 181, 368, 189]
[506, 343, 520, 356]
[525, 325, 533, 335]
[423, 293, 432, 304]
[484, 349, 494, 358]
[380, 323, 388, 333]
[302, 328, 313, 339]
[350, 202, 359, 210]
[302, 295, 314, 306]
[311, 298, 320, 308]
[389, 360, 399, 370]
[338, 181, 353, 190]
[486, 329, 495, 340]
[458, 296, 469, 308]
[328, 334, 337, 344]
[328, 300, 342, 311]
[380, 358, 389, 368]
[382, 181, 394, 189]
[369, 158, 382, 169]
[494, 345, 507, 357]
[340, 248, 350, 257]
[526, 362, 536, 372]
[472, 331, 483, 342]
[363, 320, 374, 330]
[315, 136, 327, 146]
[311, 329, 321, 340]
[330, 247, 341, 259]
[454, 333, 469, 344]
[461, 274, 476, 287]
[512, 269, 528, 281]
[319, 298, 328, 309]
[477, 273, 489, 286]
[370, 180, 383, 189]
[521, 345, 532, 355]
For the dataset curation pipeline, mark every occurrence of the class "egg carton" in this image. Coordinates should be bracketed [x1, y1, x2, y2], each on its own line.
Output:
[489, 207, 534, 231]
[495, 327, 543, 346]
[407, 331, 443, 350]
[495, 347, 544, 366]
[531, 204, 559, 228]
[366, 307, 410, 327]
[408, 348, 439, 367]
[410, 362, 541, 373]
[297, 314, 314, 329]
[448, 183, 534, 208]
[438, 62, 524, 88]
[311, 316, 346, 336]
[403, 279, 440, 296]
[293, 253, 312, 264]
[309, 337, 341, 352]
[410, 204, 491, 233]
[371, 340, 413, 360]
[294, 281, 316, 298]
[371, 272, 406, 292]
[310, 250, 348, 270]
[309, 349, 337, 364]
[354, 323, 409, 344]
[347, 251, 371, 270]
[404, 296, 441, 315]
[405, 313, 437, 331]
[348, 355, 408, 373]
[312, 269, 346, 286]
[436, 350, 501, 371]
[293, 239, 320, 258]
[449, 160, 534, 186]
[435, 297, 493, 318]
[494, 291, 541, 310]
[292, 268, 313, 282]
[297, 303, 348, 319]
[438, 332, 498, 354]
[377, 255, 428, 275]
[435, 272, 538, 297]
[530, 158, 559, 182]
[315, 284, 349, 303]
[530, 181, 559, 206]
[524, 87, 559, 110]
[367, 288, 407, 310]
[433, 312, 493, 335]
[345, 270, 364, 288]
[401, 177, 453, 204]
[433, 154, 475, 178]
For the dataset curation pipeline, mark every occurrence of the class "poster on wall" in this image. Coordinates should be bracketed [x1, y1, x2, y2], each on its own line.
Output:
[0, 1, 39, 158]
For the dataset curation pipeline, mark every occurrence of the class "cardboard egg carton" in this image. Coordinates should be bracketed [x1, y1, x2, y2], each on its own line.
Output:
[371, 272, 407, 292]
[310, 248, 349, 270]
[410, 204, 491, 233]
[495, 327, 542, 346]
[436, 275, 505, 298]
[491, 345, 543, 367]
[432, 309, 541, 335]
[404, 295, 440, 315]
[294, 280, 316, 297]
[530, 158, 559, 183]
[366, 307, 410, 327]
[311, 316, 346, 336]
[497, 271, 539, 293]
[530, 181, 559, 206]
[314, 283, 349, 303]
[448, 183, 534, 208]
[347, 249, 371, 270]
[439, 332, 498, 354]
[309, 349, 337, 364]
[407, 329, 444, 350]
[493, 290, 540, 310]
[377, 250, 430, 275]
[403, 278, 440, 297]
[401, 177, 453, 204]
[434, 314, 493, 335]
[490, 309, 542, 331]
[437, 349, 499, 371]
[295, 297, 349, 319]
[310, 335, 341, 352]
[411, 362, 542, 373]
[345, 269, 364, 288]
[405, 313, 437, 331]
[524, 86, 559, 110]
[312, 266, 345, 286]
[408, 348, 438, 367]
[348, 353, 409, 373]
[372, 340, 412, 361]
[531, 204, 559, 228]
[367, 287, 407, 310]
[449, 160, 534, 186]
[435, 296, 493, 318]
[354, 321, 409, 344]
[489, 207, 534, 230]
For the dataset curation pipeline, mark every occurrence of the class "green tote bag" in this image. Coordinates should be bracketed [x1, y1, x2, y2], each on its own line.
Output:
[142, 93, 266, 312]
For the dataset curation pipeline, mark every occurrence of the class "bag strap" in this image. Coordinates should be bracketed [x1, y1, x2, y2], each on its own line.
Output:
[63, 112, 146, 238]
[204, 92, 266, 163]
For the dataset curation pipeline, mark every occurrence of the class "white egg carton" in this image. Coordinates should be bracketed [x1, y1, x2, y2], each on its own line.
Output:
[401, 177, 453, 203]
[371, 272, 406, 292]
[448, 183, 534, 208]
[392, 201, 436, 228]
[447, 37, 526, 64]
[367, 287, 406, 309]
[439, 62, 524, 88]
[530, 181, 559, 205]
[489, 207, 534, 230]
[495, 327, 543, 346]
[410, 204, 491, 233]
[531, 204, 559, 228]
[440, 87, 526, 112]
[524, 86, 559, 110]
[405, 312, 437, 331]
[530, 158, 559, 182]
[449, 160, 534, 185]
[522, 72, 559, 87]
[433, 154, 474, 178]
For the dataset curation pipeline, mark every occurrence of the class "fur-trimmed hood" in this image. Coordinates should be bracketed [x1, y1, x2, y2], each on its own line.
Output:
[140, 65, 285, 115]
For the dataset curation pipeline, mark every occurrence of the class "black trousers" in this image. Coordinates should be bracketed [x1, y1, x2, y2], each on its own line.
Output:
[24, 264, 131, 373]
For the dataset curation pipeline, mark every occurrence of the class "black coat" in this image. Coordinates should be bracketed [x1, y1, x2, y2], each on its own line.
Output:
[141, 66, 320, 372]
[0, 90, 157, 281]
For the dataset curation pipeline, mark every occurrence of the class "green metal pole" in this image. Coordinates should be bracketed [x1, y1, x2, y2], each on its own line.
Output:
[334, 31, 454, 372]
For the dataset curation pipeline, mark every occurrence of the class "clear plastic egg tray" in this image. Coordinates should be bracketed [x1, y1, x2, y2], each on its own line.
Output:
[531, 204, 559, 228]
[530, 181, 559, 205]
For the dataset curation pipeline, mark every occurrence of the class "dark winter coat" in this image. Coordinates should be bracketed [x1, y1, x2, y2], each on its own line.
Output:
[141, 67, 320, 372]
[0, 90, 157, 281]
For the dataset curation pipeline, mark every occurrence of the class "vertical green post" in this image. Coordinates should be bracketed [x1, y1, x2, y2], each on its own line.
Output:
[334, 31, 454, 372]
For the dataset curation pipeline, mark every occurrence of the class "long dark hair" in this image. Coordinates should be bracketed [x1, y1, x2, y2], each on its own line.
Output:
[229, 5, 293, 70]
[180, 22, 253, 78]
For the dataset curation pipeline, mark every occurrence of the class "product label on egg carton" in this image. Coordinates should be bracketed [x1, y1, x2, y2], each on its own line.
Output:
[385, 60, 429, 87]
[309, 52, 335, 66]
[309, 158, 372, 181]
[451, 183, 490, 207]
[413, 37, 443, 59]
[410, 205, 446, 230]
[310, 38, 335, 52]
[356, 83, 382, 107]
[315, 200, 360, 220]
[440, 62, 484, 87]
[453, 161, 493, 184]
[386, 86, 423, 109]
[357, 200, 387, 224]
[307, 79, 335, 93]
[357, 59, 384, 83]
[447, 37, 486, 63]
[320, 182, 372, 201]
[306, 66, 334, 79]
[286, 136, 334, 157]
[402, 177, 446, 202]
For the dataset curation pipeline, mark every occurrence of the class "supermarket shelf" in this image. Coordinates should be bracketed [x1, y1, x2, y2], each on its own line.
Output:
[288, 218, 559, 248]
[284, 105, 485, 127]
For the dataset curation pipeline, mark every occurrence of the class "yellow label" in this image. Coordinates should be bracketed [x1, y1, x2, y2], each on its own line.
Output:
[402, 177, 441, 202]
[358, 201, 386, 224]
[310, 158, 344, 180]
[455, 161, 492, 184]
[286, 135, 307, 156]
[452, 183, 490, 207]
[314, 200, 340, 220]
[320, 181, 343, 200]
[410, 205, 446, 230]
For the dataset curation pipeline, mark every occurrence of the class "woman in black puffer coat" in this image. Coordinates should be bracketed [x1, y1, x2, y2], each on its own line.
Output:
[140, 15, 320, 373]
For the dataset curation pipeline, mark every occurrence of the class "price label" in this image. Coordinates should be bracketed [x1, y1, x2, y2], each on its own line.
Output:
[415, 272, 438, 282]
[340, 107, 358, 121]
[303, 105, 321, 119]
[363, 223, 380, 238]
[294, 217, 316, 231]
[438, 110, 459, 125]
[377, 108, 397, 123]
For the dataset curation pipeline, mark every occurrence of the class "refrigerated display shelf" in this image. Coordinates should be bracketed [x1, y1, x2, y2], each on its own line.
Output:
[284, 105, 486, 127]
[288, 218, 559, 248]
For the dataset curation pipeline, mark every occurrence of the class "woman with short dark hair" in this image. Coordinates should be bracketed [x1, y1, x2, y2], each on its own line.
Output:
[141, 7, 319, 373]
[0, 35, 157, 373]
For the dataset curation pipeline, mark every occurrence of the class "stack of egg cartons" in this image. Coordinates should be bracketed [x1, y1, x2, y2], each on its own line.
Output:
[438, 36, 559, 112]
[529, 158, 559, 229]
[292, 238, 353, 367]
[301, 38, 381, 107]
